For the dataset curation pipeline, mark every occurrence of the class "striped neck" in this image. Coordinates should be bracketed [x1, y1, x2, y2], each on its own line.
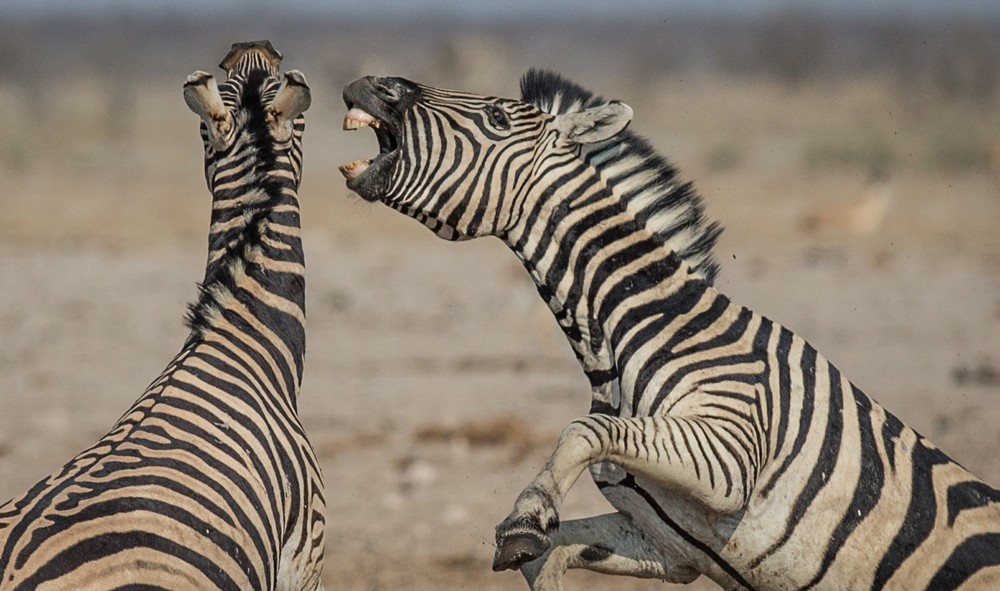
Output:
[503, 167, 705, 406]
[185, 70, 307, 396]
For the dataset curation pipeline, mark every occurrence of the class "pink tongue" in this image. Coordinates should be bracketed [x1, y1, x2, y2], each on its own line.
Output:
[339, 160, 371, 180]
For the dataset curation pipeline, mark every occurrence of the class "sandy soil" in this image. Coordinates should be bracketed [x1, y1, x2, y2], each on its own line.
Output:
[1, 49, 999, 590]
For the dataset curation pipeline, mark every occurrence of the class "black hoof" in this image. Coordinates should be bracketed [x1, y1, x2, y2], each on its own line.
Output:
[493, 532, 549, 572]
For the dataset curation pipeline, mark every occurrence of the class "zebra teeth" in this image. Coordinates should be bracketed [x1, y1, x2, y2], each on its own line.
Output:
[343, 108, 377, 131]
[338, 159, 372, 180]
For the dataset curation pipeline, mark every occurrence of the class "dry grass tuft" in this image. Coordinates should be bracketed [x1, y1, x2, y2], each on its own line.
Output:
[414, 415, 553, 463]
[433, 553, 484, 572]
[314, 431, 389, 458]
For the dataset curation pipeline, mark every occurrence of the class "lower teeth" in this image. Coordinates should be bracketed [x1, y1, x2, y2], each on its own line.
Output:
[339, 159, 373, 180]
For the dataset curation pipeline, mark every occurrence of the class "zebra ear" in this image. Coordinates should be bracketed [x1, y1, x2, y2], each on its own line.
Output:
[268, 70, 311, 142]
[183, 71, 234, 150]
[552, 101, 633, 145]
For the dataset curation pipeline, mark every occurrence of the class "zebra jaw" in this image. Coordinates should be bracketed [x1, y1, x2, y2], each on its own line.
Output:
[339, 159, 372, 180]
[339, 108, 373, 180]
[338, 107, 398, 195]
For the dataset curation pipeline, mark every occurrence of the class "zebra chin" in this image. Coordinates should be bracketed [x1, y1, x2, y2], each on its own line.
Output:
[341, 150, 398, 202]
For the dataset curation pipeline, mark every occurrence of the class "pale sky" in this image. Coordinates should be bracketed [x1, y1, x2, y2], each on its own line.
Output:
[3, 0, 999, 21]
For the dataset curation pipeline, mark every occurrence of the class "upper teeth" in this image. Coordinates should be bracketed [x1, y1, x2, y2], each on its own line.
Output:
[344, 108, 381, 130]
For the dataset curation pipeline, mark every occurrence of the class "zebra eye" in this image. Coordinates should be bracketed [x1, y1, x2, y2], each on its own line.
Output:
[486, 104, 510, 130]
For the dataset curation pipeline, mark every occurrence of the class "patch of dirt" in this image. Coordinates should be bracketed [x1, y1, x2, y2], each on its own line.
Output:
[414, 415, 555, 464]
[1, 46, 999, 591]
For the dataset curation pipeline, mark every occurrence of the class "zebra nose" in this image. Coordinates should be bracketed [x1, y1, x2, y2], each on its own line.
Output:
[370, 77, 410, 104]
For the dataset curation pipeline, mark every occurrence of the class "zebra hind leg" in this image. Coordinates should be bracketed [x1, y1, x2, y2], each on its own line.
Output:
[514, 512, 697, 590]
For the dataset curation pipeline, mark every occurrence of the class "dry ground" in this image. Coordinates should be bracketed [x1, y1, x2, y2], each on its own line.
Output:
[1, 26, 999, 590]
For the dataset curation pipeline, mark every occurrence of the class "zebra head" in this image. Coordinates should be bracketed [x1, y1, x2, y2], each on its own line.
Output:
[340, 72, 633, 240]
[184, 40, 311, 194]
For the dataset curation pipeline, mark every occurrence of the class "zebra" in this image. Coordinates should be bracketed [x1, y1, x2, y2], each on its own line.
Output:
[338, 70, 1000, 590]
[0, 41, 324, 590]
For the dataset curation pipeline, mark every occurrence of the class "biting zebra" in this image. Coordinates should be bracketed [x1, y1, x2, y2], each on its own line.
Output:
[0, 41, 325, 590]
[338, 70, 1000, 590]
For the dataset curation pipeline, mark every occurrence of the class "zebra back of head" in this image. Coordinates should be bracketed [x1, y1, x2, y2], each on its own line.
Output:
[184, 40, 310, 197]
[521, 69, 721, 283]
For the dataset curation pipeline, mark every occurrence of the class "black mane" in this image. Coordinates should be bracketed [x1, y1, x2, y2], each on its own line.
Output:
[520, 69, 722, 284]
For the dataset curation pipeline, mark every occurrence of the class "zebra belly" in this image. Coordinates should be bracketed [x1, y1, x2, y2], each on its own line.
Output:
[588, 457, 991, 591]
[589, 464, 878, 590]
[588, 462, 750, 587]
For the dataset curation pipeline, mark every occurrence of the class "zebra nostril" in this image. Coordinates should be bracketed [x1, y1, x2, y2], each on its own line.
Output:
[372, 78, 403, 104]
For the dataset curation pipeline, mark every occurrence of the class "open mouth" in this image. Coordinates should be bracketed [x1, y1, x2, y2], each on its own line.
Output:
[339, 106, 400, 201]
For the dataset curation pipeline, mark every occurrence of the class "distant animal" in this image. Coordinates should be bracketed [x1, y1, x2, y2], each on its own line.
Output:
[801, 172, 892, 235]
[0, 41, 325, 590]
[337, 70, 1000, 590]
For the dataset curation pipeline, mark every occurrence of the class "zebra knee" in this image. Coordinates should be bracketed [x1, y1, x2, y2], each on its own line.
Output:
[558, 415, 612, 454]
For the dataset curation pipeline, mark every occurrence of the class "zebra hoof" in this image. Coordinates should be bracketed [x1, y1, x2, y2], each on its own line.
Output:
[493, 532, 549, 571]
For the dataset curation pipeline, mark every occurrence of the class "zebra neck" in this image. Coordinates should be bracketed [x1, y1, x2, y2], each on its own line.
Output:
[185, 178, 306, 393]
[504, 179, 700, 406]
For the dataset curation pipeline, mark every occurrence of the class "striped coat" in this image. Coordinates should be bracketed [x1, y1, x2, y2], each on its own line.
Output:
[338, 70, 1000, 590]
[0, 41, 324, 591]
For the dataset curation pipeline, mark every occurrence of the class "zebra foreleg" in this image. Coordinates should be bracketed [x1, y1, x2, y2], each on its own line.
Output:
[510, 512, 698, 590]
[494, 413, 754, 571]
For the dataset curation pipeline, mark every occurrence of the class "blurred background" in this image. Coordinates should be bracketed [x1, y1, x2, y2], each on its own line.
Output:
[0, 2, 998, 589]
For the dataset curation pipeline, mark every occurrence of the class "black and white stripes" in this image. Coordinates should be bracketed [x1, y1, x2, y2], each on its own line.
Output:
[0, 41, 324, 591]
[340, 69, 1000, 590]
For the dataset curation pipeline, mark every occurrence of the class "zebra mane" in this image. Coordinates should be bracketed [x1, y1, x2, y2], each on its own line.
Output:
[185, 69, 288, 338]
[520, 69, 722, 284]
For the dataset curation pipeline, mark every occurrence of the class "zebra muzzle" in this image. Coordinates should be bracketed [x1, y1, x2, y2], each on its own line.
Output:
[338, 107, 399, 191]
[339, 79, 404, 201]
